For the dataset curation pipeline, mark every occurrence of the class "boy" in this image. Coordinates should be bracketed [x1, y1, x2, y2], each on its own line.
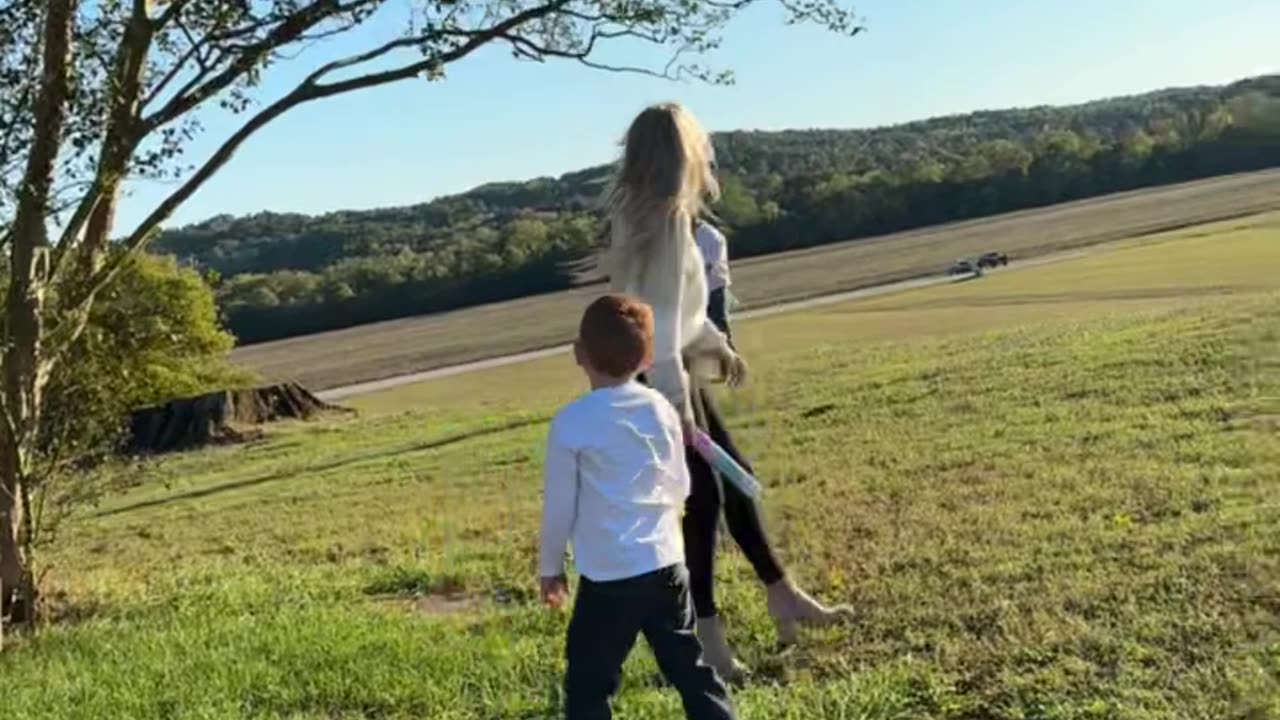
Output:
[539, 294, 736, 720]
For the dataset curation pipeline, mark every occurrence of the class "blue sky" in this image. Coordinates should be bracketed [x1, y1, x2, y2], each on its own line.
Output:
[117, 0, 1279, 231]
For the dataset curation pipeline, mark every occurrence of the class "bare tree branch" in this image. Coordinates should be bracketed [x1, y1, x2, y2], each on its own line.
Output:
[144, 5, 305, 109]
[50, 180, 105, 259]
[274, 22, 372, 61]
[147, 45, 228, 115]
[142, 0, 378, 132]
[0, 84, 33, 179]
[558, 9, 609, 23]
[154, 2, 364, 106]
[151, 0, 194, 31]
[300, 34, 422, 86]
[307, 0, 571, 94]
[53, 0, 578, 353]
[491, 27, 685, 81]
[50, 0, 156, 278]
[140, 37, 204, 110]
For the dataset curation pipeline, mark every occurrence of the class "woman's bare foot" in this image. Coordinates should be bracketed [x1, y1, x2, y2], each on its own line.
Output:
[695, 615, 750, 683]
[766, 579, 854, 645]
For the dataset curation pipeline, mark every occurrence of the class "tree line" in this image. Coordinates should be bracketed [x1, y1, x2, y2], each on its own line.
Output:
[153, 74, 1280, 345]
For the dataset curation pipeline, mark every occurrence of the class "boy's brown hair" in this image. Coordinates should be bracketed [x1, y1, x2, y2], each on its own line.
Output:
[578, 295, 654, 378]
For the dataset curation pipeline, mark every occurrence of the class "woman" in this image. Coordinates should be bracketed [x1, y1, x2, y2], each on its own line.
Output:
[604, 103, 849, 680]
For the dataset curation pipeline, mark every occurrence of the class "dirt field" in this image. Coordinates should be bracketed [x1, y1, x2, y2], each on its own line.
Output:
[232, 169, 1280, 390]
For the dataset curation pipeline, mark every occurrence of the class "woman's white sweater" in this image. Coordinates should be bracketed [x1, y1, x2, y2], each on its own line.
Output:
[609, 210, 733, 423]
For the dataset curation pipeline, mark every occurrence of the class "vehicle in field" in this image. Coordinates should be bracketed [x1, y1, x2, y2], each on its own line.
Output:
[978, 251, 1009, 268]
[949, 258, 977, 275]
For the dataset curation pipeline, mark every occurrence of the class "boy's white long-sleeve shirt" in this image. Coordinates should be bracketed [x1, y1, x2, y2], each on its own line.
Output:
[538, 382, 690, 582]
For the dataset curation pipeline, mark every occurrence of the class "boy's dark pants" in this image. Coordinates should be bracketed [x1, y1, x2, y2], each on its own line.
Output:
[565, 564, 735, 720]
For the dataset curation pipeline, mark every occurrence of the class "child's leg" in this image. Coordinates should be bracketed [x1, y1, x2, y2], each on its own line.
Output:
[641, 565, 736, 720]
[707, 287, 731, 340]
[565, 577, 642, 720]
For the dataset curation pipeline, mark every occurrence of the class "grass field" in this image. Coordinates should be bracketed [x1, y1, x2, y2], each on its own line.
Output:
[3, 214, 1279, 719]
[232, 170, 1280, 392]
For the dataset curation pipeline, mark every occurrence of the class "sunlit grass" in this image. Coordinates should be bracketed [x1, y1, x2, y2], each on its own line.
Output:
[2, 216, 1278, 719]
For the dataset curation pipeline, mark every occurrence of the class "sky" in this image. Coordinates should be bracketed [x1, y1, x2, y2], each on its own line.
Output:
[115, 0, 1280, 231]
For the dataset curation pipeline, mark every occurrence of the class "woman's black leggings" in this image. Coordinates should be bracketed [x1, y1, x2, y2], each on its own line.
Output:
[684, 386, 785, 618]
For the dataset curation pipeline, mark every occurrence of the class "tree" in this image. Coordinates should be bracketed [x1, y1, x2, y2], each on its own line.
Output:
[33, 252, 251, 552]
[1231, 91, 1280, 130]
[978, 140, 1033, 177]
[1119, 129, 1157, 166]
[952, 153, 993, 182]
[503, 217, 551, 266]
[144, 77, 1280, 346]
[714, 173, 761, 225]
[0, 0, 863, 638]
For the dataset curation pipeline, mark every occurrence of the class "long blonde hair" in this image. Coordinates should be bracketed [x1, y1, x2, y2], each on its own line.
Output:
[604, 103, 719, 281]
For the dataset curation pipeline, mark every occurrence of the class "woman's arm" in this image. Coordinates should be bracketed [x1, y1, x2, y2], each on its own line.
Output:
[685, 316, 746, 387]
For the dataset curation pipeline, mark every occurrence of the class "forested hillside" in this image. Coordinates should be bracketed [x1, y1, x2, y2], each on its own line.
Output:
[154, 75, 1280, 344]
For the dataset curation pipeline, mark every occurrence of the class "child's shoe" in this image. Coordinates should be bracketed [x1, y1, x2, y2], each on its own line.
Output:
[695, 615, 750, 683]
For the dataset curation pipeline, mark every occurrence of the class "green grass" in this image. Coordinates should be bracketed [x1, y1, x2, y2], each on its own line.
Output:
[3, 215, 1279, 719]
[231, 170, 1280, 391]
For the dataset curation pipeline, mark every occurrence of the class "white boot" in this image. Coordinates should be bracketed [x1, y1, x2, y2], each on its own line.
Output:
[767, 579, 855, 645]
[695, 615, 749, 683]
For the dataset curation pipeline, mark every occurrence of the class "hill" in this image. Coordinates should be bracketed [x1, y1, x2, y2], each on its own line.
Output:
[153, 74, 1280, 344]
[229, 172, 1280, 391]
[9, 217, 1279, 718]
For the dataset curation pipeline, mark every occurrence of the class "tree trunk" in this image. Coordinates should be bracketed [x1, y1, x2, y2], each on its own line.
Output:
[0, 429, 34, 631]
[72, 0, 151, 280]
[1, 216, 47, 628]
[0, 0, 76, 646]
[0, 221, 47, 638]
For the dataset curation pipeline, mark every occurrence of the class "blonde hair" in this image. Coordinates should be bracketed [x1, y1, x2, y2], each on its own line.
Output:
[604, 103, 719, 277]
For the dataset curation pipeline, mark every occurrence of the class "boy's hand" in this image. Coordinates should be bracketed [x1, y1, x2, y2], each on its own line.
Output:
[540, 575, 570, 609]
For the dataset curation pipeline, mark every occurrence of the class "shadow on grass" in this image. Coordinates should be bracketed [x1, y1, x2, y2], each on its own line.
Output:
[95, 415, 551, 519]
